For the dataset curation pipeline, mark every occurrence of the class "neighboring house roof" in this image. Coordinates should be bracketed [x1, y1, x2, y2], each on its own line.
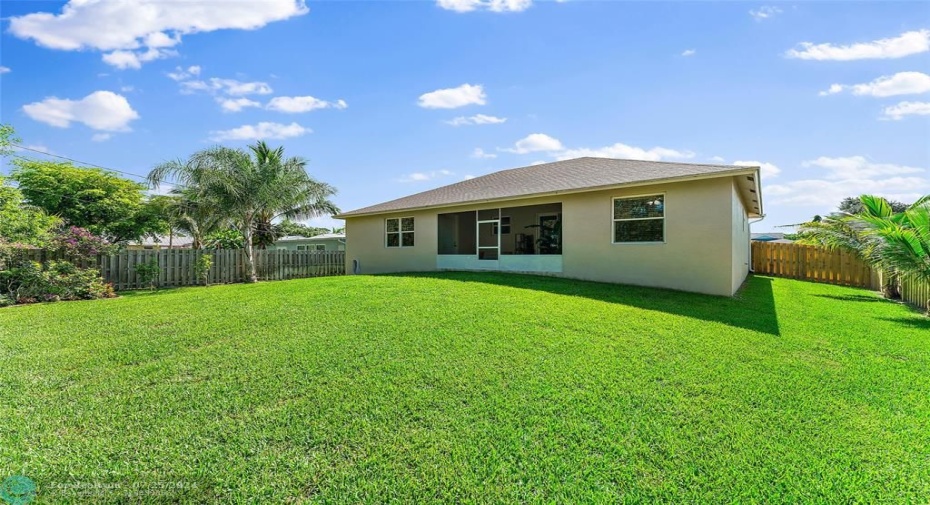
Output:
[751, 233, 786, 241]
[276, 233, 345, 242]
[336, 157, 762, 218]
[133, 235, 195, 247]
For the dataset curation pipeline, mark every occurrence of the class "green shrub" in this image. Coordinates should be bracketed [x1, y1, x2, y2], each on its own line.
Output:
[0, 259, 115, 306]
[194, 254, 213, 286]
[134, 259, 161, 290]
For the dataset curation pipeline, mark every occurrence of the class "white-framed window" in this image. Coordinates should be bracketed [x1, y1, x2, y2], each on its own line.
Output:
[386, 217, 415, 247]
[296, 245, 306, 251]
[612, 194, 665, 243]
[314, 245, 326, 251]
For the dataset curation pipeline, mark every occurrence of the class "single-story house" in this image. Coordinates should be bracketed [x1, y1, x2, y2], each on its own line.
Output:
[127, 235, 195, 250]
[272, 233, 346, 252]
[335, 157, 763, 296]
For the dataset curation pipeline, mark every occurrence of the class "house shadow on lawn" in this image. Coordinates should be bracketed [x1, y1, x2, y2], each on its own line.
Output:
[813, 294, 884, 303]
[391, 272, 780, 336]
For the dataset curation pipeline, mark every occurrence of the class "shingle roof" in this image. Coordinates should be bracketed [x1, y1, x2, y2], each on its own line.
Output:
[337, 157, 761, 218]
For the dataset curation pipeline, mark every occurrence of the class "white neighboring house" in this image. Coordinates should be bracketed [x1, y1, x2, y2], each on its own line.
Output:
[272, 233, 346, 252]
[127, 235, 195, 250]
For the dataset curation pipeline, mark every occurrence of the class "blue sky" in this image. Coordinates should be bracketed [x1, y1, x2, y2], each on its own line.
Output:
[1, 0, 928, 232]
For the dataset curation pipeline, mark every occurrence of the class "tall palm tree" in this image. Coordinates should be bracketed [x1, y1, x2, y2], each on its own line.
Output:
[798, 195, 930, 302]
[148, 141, 339, 282]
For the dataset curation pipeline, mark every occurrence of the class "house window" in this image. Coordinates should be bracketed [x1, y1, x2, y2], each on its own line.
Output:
[386, 217, 415, 247]
[315, 245, 326, 251]
[613, 194, 665, 243]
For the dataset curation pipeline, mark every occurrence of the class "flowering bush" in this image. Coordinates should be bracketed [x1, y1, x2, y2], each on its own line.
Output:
[50, 226, 116, 263]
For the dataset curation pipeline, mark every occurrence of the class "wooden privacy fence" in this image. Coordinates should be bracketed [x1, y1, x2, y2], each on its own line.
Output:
[752, 241, 877, 289]
[899, 275, 930, 311]
[13, 249, 345, 290]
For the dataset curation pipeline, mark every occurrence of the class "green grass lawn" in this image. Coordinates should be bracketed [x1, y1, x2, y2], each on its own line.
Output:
[1, 273, 928, 503]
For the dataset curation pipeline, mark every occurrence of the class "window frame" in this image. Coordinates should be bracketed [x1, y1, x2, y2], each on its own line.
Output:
[385, 216, 416, 248]
[611, 193, 666, 245]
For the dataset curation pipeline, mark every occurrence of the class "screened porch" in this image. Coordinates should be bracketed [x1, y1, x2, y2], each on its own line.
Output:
[436, 202, 563, 273]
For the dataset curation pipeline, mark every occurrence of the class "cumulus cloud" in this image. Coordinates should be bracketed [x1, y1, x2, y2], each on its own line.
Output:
[0, 66, 10, 74]
[766, 156, 929, 206]
[8, 0, 309, 69]
[786, 29, 930, 61]
[501, 133, 564, 154]
[22, 90, 139, 131]
[217, 97, 261, 113]
[266, 96, 348, 113]
[819, 71, 930, 97]
[681, 49, 696, 57]
[555, 142, 694, 161]
[749, 6, 781, 21]
[181, 77, 273, 96]
[399, 169, 454, 182]
[445, 114, 507, 126]
[418, 84, 486, 109]
[209, 122, 310, 141]
[436, 0, 531, 12]
[471, 148, 497, 159]
[883, 101, 930, 120]
[167, 65, 201, 81]
[734, 160, 781, 179]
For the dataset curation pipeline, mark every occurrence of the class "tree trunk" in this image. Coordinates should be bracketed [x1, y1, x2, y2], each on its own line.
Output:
[242, 226, 258, 283]
[169, 229, 174, 249]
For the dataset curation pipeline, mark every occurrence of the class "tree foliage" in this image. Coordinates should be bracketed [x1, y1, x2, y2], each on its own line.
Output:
[10, 159, 165, 244]
[0, 175, 60, 245]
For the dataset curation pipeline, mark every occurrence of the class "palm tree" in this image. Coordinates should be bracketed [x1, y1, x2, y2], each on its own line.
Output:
[168, 187, 228, 249]
[798, 195, 930, 302]
[148, 142, 338, 282]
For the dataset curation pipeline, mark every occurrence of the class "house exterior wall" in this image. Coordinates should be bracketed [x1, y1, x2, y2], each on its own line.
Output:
[273, 239, 345, 251]
[730, 180, 751, 294]
[344, 176, 749, 296]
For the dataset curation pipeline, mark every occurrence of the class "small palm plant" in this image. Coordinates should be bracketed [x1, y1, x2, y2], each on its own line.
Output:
[799, 195, 930, 312]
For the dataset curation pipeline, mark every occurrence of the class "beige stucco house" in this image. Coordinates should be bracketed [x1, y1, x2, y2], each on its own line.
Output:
[335, 157, 763, 296]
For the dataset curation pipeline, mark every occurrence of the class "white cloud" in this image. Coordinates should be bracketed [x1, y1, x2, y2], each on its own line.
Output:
[786, 29, 930, 61]
[437, 0, 532, 13]
[749, 6, 781, 21]
[209, 122, 310, 141]
[266, 96, 348, 113]
[102, 47, 177, 69]
[418, 84, 486, 109]
[22, 91, 139, 131]
[217, 97, 261, 113]
[471, 148, 497, 159]
[819, 71, 930, 97]
[766, 156, 928, 207]
[681, 49, 696, 57]
[734, 160, 781, 179]
[8, 0, 309, 69]
[120, 85, 135, 92]
[399, 169, 454, 182]
[91, 133, 112, 142]
[0, 66, 10, 74]
[883, 101, 930, 120]
[167, 65, 201, 81]
[555, 142, 694, 161]
[445, 114, 507, 126]
[181, 77, 273, 96]
[502, 133, 564, 154]
[709, 156, 726, 163]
